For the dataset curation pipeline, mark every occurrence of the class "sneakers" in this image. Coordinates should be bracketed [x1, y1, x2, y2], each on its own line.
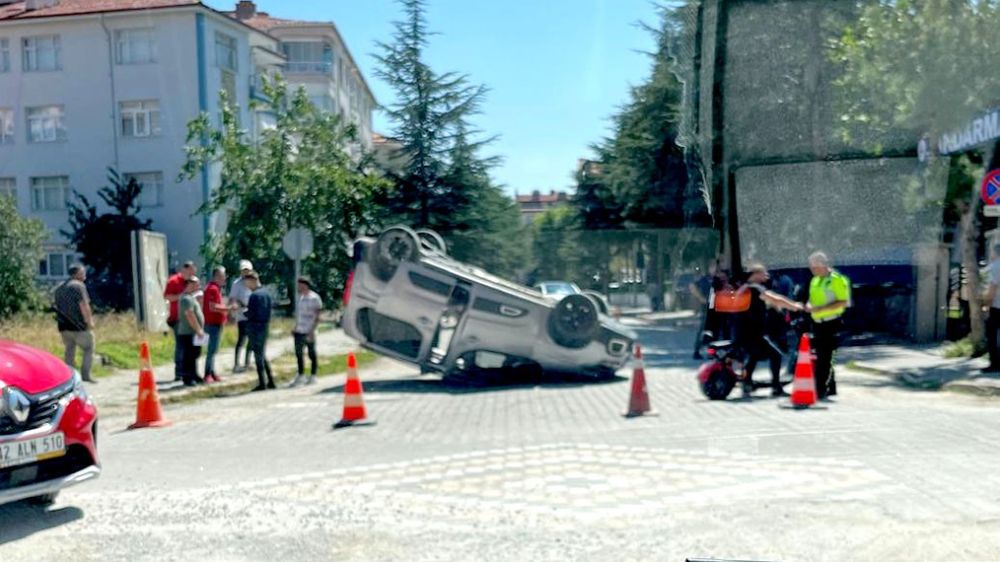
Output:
[306, 375, 318, 386]
[251, 384, 266, 392]
[771, 388, 787, 398]
[267, 381, 277, 390]
[204, 374, 222, 384]
[232, 365, 247, 374]
[288, 374, 305, 388]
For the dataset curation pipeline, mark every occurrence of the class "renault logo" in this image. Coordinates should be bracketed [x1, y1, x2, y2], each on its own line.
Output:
[3, 387, 31, 425]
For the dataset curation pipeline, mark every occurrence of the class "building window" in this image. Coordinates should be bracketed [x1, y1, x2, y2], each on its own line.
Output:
[120, 100, 161, 137]
[220, 70, 236, 102]
[0, 108, 12, 144]
[1, 38, 9, 72]
[38, 251, 78, 279]
[0, 177, 14, 202]
[30, 176, 70, 211]
[215, 32, 237, 71]
[115, 28, 156, 65]
[26, 105, 66, 143]
[282, 41, 332, 74]
[22, 35, 61, 72]
[124, 172, 163, 208]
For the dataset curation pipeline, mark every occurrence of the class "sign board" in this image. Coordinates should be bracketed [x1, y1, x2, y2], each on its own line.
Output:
[939, 108, 1000, 155]
[282, 227, 313, 260]
[131, 230, 169, 332]
[982, 169, 1000, 206]
[985, 205, 1000, 218]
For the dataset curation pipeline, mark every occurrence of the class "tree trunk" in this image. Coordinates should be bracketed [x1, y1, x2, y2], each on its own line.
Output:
[961, 193, 984, 353]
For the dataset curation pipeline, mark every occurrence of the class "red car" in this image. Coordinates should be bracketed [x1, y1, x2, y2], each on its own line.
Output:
[0, 341, 100, 506]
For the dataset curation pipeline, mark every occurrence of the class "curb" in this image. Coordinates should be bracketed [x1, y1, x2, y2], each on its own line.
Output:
[942, 380, 1000, 397]
[850, 361, 1000, 395]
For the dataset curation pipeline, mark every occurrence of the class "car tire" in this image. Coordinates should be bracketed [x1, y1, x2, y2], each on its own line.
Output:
[548, 294, 599, 349]
[27, 492, 58, 506]
[701, 367, 736, 400]
[416, 229, 448, 255]
[371, 226, 419, 281]
[582, 291, 609, 315]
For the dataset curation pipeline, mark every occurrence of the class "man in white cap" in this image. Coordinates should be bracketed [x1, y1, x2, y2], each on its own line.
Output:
[228, 259, 254, 372]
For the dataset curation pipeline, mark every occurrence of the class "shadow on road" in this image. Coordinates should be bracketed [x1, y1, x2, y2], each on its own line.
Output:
[320, 371, 629, 395]
[0, 503, 84, 544]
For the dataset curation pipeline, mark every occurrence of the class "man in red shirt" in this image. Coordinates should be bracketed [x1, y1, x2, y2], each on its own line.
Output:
[164, 261, 197, 382]
[202, 267, 229, 383]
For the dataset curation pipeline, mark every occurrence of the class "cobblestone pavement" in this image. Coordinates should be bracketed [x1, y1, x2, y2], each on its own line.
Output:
[4, 321, 1000, 561]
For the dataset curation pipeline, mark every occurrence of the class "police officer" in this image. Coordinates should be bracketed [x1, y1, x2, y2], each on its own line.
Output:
[804, 252, 851, 401]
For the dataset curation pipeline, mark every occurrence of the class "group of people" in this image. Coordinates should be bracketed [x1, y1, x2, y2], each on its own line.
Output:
[690, 251, 851, 401]
[162, 259, 324, 391]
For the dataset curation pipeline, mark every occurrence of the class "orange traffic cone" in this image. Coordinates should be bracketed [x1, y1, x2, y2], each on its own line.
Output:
[333, 353, 375, 429]
[128, 342, 171, 429]
[789, 334, 817, 408]
[624, 344, 656, 417]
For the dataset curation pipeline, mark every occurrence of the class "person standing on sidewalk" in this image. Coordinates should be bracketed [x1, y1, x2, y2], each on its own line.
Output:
[289, 277, 323, 387]
[804, 252, 851, 400]
[228, 260, 254, 373]
[178, 276, 207, 387]
[53, 264, 96, 383]
[202, 267, 229, 383]
[690, 263, 716, 359]
[981, 244, 1000, 373]
[244, 272, 275, 391]
[165, 261, 197, 382]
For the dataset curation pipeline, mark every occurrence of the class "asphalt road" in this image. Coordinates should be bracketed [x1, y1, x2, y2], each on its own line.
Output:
[3, 319, 1000, 561]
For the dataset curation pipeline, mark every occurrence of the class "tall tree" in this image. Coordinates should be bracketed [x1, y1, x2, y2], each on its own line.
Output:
[374, 0, 488, 228]
[63, 169, 153, 311]
[181, 78, 387, 304]
[0, 195, 45, 318]
[830, 0, 1000, 351]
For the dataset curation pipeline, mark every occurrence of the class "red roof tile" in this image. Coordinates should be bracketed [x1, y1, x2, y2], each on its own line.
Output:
[0, 0, 200, 21]
[516, 191, 569, 204]
[228, 11, 321, 32]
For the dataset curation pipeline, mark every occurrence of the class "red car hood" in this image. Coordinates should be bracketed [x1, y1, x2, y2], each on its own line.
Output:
[0, 340, 73, 394]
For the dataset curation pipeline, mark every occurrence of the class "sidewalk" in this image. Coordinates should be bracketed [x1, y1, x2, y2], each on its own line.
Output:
[89, 325, 360, 417]
[840, 343, 1000, 397]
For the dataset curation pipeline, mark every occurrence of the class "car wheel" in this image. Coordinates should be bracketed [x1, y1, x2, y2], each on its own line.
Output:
[582, 291, 609, 315]
[701, 367, 736, 400]
[371, 226, 419, 281]
[548, 294, 599, 349]
[416, 229, 448, 255]
[27, 492, 58, 506]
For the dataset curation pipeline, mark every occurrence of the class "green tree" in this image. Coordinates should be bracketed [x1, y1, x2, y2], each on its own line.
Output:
[830, 0, 1000, 351]
[63, 169, 153, 311]
[0, 196, 46, 318]
[530, 206, 581, 284]
[181, 77, 387, 305]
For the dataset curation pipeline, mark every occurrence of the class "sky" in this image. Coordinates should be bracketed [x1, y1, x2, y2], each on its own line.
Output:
[206, 0, 662, 195]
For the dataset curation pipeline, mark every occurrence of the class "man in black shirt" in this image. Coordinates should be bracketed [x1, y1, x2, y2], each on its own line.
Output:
[244, 272, 276, 391]
[54, 264, 96, 382]
[738, 263, 804, 397]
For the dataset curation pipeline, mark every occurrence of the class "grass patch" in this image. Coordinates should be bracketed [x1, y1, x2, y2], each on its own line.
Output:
[161, 349, 379, 405]
[943, 338, 974, 359]
[0, 312, 296, 376]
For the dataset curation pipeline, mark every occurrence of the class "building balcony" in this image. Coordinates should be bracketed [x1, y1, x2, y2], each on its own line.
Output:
[282, 61, 333, 75]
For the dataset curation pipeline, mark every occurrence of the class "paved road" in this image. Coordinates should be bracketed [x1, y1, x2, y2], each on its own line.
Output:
[3, 319, 1000, 561]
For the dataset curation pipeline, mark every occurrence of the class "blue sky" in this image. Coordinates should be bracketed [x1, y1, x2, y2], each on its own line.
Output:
[207, 0, 662, 194]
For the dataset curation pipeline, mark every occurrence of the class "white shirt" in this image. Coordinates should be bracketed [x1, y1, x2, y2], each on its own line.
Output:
[228, 277, 252, 322]
[294, 291, 323, 334]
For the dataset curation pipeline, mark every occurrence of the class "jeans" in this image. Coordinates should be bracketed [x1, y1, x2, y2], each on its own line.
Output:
[294, 332, 318, 375]
[249, 328, 274, 386]
[60, 330, 94, 380]
[812, 319, 843, 399]
[987, 308, 1000, 368]
[178, 334, 202, 383]
[205, 324, 223, 375]
[234, 320, 252, 368]
[170, 321, 183, 378]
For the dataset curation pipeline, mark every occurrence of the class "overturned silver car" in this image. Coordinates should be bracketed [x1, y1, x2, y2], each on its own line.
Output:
[341, 226, 637, 379]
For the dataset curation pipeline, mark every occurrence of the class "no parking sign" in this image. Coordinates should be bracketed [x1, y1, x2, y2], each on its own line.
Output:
[982, 169, 1000, 217]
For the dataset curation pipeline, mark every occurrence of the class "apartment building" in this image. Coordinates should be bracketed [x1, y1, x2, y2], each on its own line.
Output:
[0, 0, 374, 274]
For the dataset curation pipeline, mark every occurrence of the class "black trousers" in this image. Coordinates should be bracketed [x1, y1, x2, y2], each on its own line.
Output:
[248, 329, 274, 386]
[812, 319, 843, 399]
[987, 308, 1000, 368]
[294, 332, 318, 375]
[234, 320, 252, 368]
[744, 337, 783, 390]
[178, 334, 201, 383]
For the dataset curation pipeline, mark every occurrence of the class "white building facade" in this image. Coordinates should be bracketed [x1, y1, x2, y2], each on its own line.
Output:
[0, 0, 374, 275]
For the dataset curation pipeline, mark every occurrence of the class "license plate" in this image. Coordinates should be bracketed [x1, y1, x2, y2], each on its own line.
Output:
[0, 433, 66, 469]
